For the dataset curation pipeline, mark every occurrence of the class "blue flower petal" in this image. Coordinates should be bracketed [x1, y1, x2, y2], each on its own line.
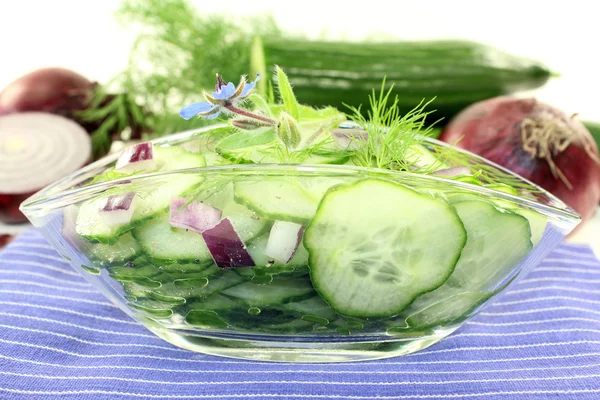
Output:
[179, 102, 218, 120]
[240, 74, 261, 98]
[213, 82, 236, 100]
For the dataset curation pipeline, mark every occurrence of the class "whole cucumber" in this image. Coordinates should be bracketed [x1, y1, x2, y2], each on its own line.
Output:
[253, 38, 554, 125]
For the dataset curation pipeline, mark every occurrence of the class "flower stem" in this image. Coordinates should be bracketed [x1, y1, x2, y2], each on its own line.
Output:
[225, 104, 276, 125]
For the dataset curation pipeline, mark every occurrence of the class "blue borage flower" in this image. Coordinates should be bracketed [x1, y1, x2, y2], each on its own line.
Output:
[180, 73, 261, 120]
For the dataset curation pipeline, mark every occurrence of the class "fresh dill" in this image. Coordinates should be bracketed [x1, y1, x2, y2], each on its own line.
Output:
[343, 80, 439, 171]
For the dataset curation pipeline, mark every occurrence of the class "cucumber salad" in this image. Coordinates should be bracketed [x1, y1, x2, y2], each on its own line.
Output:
[69, 69, 547, 336]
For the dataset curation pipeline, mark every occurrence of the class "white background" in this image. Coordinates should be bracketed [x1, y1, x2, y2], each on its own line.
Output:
[0, 0, 598, 251]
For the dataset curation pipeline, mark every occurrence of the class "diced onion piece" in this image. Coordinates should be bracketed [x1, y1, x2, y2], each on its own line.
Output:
[115, 142, 156, 174]
[201, 218, 254, 268]
[98, 192, 137, 226]
[169, 197, 222, 233]
[433, 167, 472, 177]
[264, 221, 305, 264]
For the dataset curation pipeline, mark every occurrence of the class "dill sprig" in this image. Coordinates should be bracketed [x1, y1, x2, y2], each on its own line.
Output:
[344, 80, 439, 171]
[115, 0, 280, 118]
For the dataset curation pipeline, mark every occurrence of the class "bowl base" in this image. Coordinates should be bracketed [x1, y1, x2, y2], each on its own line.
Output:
[147, 326, 458, 363]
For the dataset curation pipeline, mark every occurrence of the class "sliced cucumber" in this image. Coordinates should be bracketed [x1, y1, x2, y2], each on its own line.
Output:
[158, 261, 218, 274]
[85, 232, 140, 266]
[405, 144, 448, 170]
[233, 177, 343, 224]
[304, 179, 467, 318]
[129, 299, 176, 319]
[147, 270, 244, 301]
[76, 147, 206, 244]
[132, 189, 268, 263]
[220, 277, 315, 307]
[187, 294, 242, 311]
[108, 262, 160, 281]
[514, 208, 547, 246]
[201, 182, 270, 240]
[447, 201, 532, 289]
[247, 233, 309, 268]
[283, 295, 338, 323]
[133, 214, 213, 263]
[404, 291, 491, 329]
[398, 200, 532, 328]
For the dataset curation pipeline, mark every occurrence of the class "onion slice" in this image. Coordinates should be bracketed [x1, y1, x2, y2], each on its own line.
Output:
[201, 218, 254, 268]
[0, 112, 91, 223]
[98, 192, 137, 226]
[264, 221, 305, 264]
[433, 167, 472, 177]
[169, 197, 222, 233]
[115, 142, 156, 174]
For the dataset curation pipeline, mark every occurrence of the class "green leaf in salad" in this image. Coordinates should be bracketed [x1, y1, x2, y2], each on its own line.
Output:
[275, 66, 300, 121]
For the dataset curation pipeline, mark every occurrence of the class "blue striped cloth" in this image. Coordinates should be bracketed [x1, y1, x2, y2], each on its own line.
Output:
[0, 230, 599, 400]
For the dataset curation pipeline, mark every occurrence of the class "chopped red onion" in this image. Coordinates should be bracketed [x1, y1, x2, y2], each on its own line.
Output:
[264, 221, 305, 264]
[433, 167, 472, 177]
[169, 197, 222, 234]
[202, 218, 255, 268]
[99, 192, 137, 226]
[115, 142, 156, 174]
[330, 128, 369, 150]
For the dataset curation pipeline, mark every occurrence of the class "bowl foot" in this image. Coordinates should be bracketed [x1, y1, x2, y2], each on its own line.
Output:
[147, 326, 458, 363]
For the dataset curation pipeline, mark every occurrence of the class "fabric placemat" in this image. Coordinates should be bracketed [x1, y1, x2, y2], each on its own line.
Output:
[0, 230, 599, 400]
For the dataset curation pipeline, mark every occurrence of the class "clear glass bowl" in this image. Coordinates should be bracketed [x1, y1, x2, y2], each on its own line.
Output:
[20, 125, 581, 363]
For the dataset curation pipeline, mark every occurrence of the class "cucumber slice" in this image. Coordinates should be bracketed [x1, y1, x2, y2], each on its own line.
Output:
[405, 144, 448, 170]
[147, 270, 244, 301]
[446, 201, 532, 289]
[85, 232, 141, 266]
[129, 299, 175, 319]
[398, 200, 532, 328]
[108, 262, 160, 281]
[132, 183, 268, 262]
[404, 291, 491, 329]
[233, 177, 343, 224]
[187, 294, 242, 311]
[304, 179, 467, 318]
[132, 214, 213, 263]
[247, 233, 309, 268]
[283, 295, 338, 323]
[220, 277, 316, 307]
[76, 147, 206, 244]
[512, 208, 548, 247]
[158, 261, 218, 274]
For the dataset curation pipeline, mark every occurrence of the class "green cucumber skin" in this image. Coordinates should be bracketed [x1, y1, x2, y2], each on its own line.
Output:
[260, 39, 553, 123]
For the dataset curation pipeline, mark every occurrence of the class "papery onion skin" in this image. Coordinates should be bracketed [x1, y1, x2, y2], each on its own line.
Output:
[439, 96, 600, 225]
[0, 67, 94, 117]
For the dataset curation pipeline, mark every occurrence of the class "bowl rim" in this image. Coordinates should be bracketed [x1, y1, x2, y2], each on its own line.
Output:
[20, 124, 581, 223]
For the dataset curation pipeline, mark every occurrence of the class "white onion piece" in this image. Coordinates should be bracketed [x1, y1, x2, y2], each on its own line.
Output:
[98, 192, 137, 226]
[202, 218, 255, 268]
[115, 142, 156, 174]
[433, 167, 472, 177]
[330, 128, 369, 150]
[264, 221, 305, 264]
[0, 112, 91, 194]
[169, 197, 222, 233]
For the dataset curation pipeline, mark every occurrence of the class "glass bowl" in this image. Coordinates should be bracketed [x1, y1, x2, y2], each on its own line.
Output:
[20, 124, 581, 363]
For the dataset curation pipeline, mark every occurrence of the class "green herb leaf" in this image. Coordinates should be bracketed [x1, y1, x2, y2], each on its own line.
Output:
[275, 65, 300, 121]
[216, 128, 276, 151]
